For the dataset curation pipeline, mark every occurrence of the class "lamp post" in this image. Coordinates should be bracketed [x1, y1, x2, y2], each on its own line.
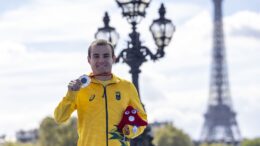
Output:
[95, 1, 175, 146]
[95, 12, 119, 48]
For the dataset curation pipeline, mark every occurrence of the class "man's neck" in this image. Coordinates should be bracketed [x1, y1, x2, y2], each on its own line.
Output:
[91, 72, 112, 81]
[94, 75, 112, 81]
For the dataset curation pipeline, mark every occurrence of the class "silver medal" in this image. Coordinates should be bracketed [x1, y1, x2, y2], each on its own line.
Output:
[79, 74, 91, 88]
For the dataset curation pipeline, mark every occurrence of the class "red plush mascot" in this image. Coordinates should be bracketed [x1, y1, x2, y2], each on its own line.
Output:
[118, 106, 147, 133]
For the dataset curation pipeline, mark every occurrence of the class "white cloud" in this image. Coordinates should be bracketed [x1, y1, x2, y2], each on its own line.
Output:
[0, 0, 117, 43]
[0, 41, 27, 65]
[0, 46, 89, 138]
[225, 11, 260, 32]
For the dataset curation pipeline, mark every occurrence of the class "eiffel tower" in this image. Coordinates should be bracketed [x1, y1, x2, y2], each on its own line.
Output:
[200, 0, 241, 145]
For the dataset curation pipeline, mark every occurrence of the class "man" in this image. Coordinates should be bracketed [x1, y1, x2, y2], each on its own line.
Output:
[54, 39, 147, 146]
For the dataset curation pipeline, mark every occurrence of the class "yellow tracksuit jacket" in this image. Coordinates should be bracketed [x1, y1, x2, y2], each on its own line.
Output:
[54, 74, 147, 146]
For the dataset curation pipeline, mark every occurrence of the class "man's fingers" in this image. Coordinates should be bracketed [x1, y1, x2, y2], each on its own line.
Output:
[67, 76, 87, 91]
[76, 79, 82, 86]
[68, 79, 81, 91]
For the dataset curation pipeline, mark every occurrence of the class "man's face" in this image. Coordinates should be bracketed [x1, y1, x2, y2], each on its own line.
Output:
[88, 45, 115, 75]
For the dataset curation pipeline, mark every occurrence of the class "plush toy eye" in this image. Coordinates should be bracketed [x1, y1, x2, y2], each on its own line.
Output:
[125, 111, 130, 115]
[131, 109, 137, 114]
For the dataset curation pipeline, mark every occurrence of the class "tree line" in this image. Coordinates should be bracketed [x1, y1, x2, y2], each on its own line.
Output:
[2, 116, 260, 146]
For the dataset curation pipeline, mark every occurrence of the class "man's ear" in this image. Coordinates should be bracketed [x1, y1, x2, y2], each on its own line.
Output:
[88, 56, 90, 64]
[112, 55, 116, 63]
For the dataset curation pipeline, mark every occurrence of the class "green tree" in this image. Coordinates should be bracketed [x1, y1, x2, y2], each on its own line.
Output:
[56, 117, 78, 146]
[39, 117, 60, 146]
[153, 123, 193, 146]
[242, 138, 260, 146]
[39, 116, 77, 146]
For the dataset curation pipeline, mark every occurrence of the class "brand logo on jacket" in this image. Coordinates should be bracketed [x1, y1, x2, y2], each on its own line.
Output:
[115, 91, 121, 100]
[89, 94, 95, 101]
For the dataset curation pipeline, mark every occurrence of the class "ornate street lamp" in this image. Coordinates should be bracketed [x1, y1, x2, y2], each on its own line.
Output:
[150, 4, 175, 58]
[95, 12, 119, 47]
[116, 0, 151, 24]
[95, 1, 175, 146]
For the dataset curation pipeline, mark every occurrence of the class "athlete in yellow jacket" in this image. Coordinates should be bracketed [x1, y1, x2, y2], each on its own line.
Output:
[54, 39, 147, 146]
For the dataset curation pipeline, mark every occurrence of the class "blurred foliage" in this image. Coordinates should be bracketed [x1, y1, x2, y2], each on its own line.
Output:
[199, 138, 260, 146]
[39, 116, 78, 146]
[242, 138, 260, 146]
[2, 117, 77, 146]
[3, 117, 260, 146]
[153, 123, 194, 146]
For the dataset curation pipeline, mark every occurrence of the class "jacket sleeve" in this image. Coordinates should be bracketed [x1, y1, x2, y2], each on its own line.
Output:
[125, 83, 148, 139]
[54, 90, 78, 124]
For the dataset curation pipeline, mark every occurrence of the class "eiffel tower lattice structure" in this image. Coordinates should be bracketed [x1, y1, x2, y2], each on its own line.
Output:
[200, 0, 242, 145]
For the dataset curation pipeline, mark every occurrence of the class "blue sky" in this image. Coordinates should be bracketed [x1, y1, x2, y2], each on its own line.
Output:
[0, 0, 259, 141]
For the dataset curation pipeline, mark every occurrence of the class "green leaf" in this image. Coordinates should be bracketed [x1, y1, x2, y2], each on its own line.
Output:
[109, 132, 123, 140]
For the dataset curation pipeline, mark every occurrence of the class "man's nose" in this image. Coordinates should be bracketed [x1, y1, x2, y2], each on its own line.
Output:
[97, 58, 107, 64]
[97, 58, 105, 62]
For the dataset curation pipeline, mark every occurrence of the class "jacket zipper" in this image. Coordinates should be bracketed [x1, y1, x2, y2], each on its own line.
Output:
[103, 86, 109, 146]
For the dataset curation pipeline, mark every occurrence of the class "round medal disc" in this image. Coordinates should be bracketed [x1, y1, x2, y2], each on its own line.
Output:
[79, 74, 91, 88]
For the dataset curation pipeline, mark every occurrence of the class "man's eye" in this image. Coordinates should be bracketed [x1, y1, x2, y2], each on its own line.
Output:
[104, 55, 110, 58]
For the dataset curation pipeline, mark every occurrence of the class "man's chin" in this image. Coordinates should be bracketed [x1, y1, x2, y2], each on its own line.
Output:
[96, 70, 111, 74]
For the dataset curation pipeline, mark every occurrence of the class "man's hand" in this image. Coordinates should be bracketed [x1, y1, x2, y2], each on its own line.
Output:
[122, 125, 130, 135]
[68, 79, 81, 91]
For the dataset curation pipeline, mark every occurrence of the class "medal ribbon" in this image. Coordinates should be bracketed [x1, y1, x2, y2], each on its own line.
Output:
[89, 72, 112, 77]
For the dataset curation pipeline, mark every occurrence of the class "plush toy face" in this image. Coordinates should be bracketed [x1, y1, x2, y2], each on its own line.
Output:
[117, 106, 147, 132]
[124, 106, 137, 122]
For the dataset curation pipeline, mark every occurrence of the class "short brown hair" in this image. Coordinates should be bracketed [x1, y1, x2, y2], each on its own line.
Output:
[88, 39, 115, 58]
